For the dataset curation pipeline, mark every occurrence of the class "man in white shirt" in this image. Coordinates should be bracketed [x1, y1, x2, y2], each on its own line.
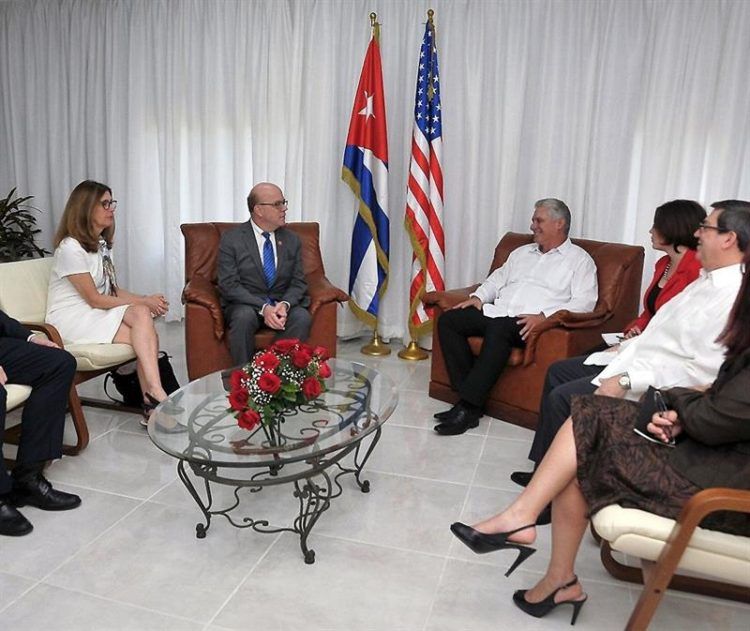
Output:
[434, 199, 598, 436]
[515, 199, 750, 483]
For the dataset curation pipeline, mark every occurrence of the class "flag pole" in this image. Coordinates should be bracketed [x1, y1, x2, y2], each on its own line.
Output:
[399, 8, 439, 362]
[358, 12, 391, 357]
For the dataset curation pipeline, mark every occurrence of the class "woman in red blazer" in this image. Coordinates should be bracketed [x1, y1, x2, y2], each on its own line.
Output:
[624, 199, 706, 337]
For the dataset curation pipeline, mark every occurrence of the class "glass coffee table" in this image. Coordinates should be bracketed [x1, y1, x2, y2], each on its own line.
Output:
[148, 359, 397, 564]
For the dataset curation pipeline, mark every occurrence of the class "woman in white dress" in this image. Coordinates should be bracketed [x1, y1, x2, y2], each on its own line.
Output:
[46, 180, 171, 422]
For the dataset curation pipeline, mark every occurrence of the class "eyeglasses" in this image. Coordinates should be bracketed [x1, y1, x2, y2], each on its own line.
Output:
[697, 222, 725, 233]
[256, 200, 288, 210]
[101, 200, 118, 210]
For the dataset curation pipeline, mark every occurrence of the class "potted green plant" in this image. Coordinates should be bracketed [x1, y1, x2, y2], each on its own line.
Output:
[0, 188, 50, 262]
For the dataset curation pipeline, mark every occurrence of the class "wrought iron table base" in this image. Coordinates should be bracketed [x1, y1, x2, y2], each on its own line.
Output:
[176, 427, 382, 564]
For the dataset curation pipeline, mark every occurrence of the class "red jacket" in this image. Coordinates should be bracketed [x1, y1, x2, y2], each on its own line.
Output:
[625, 249, 702, 333]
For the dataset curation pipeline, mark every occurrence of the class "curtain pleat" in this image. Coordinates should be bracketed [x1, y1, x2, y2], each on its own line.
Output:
[1, 0, 749, 338]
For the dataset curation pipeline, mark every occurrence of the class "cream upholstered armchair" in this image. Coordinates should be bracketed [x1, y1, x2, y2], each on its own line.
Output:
[592, 488, 750, 629]
[0, 257, 136, 454]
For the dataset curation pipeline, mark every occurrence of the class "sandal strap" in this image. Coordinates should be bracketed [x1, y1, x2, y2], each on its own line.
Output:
[506, 523, 536, 536]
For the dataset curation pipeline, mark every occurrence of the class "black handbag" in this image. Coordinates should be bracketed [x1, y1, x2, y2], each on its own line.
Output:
[104, 351, 180, 407]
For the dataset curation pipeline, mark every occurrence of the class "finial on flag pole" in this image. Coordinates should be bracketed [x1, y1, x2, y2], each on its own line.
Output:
[427, 8, 434, 21]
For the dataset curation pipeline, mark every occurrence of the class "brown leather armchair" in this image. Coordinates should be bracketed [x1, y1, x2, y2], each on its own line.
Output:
[181, 221, 348, 380]
[423, 232, 644, 429]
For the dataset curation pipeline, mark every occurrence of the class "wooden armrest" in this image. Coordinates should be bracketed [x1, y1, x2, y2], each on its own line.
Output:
[182, 277, 225, 340]
[674, 487, 750, 532]
[626, 487, 750, 630]
[23, 321, 65, 347]
[423, 285, 481, 310]
[307, 276, 349, 315]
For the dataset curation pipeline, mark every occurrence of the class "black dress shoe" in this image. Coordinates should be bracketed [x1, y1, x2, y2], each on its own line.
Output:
[434, 408, 480, 435]
[0, 498, 33, 536]
[433, 406, 458, 421]
[510, 470, 534, 487]
[536, 504, 552, 526]
[11, 474, 82, 511]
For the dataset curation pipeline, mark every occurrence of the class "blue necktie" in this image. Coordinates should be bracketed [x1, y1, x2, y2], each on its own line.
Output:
[262, 231, 276, 289]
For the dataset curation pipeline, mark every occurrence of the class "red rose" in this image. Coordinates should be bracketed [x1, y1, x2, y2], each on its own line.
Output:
[230, 369, 248, 390]
[291, 347, 313, 369]
[272, 338, 299, 354]
[254, 351, 280, 370]
[301, 376, 322, 400]
[238, 408, 261, 431]
[318, 361, 332, 379]
[312, 345, 330, 360]
[228, 388, 249, 411]
[258, 372, 281, 394]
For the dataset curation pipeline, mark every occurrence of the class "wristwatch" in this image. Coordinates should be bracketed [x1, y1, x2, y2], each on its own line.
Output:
[618, 373, 631, 390]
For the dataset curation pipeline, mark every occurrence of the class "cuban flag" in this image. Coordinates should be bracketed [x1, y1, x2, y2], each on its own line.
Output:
[342, 28, 389, 327]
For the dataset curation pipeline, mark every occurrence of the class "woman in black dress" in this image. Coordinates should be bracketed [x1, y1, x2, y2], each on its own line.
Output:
[450, 250, 750, 624]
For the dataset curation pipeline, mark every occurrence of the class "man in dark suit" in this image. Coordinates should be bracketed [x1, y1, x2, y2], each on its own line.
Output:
[217, 182, 311, 365]
[1, 309, 81, 536]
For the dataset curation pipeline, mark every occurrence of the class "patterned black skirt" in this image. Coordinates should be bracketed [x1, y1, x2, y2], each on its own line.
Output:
[571, 395, 701, 519]
[571, 394, 748, 535]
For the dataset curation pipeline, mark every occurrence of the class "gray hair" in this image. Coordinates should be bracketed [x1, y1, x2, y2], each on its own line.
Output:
[534, 198, 571, 235]
[712, 200, 750, 253]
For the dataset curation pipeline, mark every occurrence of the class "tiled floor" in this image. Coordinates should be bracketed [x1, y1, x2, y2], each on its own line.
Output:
[1, 322, 748, 630]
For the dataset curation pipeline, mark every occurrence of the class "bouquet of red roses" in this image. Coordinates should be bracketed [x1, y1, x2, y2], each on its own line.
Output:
[228, 338, 331, 431]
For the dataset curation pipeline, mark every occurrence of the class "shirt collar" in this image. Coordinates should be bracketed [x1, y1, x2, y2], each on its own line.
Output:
[531, 237, 572, 255]
[250, 218, 274, 238]
[704, 262, 742, 286]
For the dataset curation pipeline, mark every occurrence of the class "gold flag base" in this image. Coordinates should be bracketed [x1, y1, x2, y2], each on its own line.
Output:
[361, 332, 391, 356]
[398, 340, 429, 361]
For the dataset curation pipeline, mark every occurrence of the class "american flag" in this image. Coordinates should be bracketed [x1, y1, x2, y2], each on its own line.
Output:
[404, 15, 445, 340]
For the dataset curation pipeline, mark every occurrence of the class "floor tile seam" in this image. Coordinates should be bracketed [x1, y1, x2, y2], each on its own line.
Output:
[34, 580, 206, 625]
[382, 421, 487, 438]
[364, 467, 471, 487]
[307, 530, 452, 561]
[659, 586, 750, 608]
[34, 497, 152, 585]
[440, 551, 643, 589]
[469, 481, 536, 493]
[481, 434, 534, 445]
[41, 476, 171, 503]
[0, 576, 44, 616]
[203, 531, 285, 628]
[420, 553, 454, 631]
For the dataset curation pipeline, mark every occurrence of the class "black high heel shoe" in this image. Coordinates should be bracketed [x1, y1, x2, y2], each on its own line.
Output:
[450, 522, 536, 577]
[144, 392, 185, 415]
[142, 393, 186, 433]
[512, 576, 587, 625]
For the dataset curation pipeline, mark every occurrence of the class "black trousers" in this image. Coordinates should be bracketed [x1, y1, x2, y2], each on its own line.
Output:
[0, 339, 77, 494]
[224, 304, 312, 366]
[437, 308, 524, 408]
[527, 355, 602, 465]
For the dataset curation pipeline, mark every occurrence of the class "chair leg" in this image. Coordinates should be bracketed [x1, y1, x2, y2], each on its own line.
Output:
[64, 386, 90, 455]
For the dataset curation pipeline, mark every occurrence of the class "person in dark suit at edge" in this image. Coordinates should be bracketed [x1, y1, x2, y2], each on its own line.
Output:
[0, 310, 81, 536]
[217, 182, 311, 366]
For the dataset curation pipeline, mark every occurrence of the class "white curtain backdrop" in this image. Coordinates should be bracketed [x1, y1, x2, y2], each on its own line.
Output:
[1, 0, 749, 341]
